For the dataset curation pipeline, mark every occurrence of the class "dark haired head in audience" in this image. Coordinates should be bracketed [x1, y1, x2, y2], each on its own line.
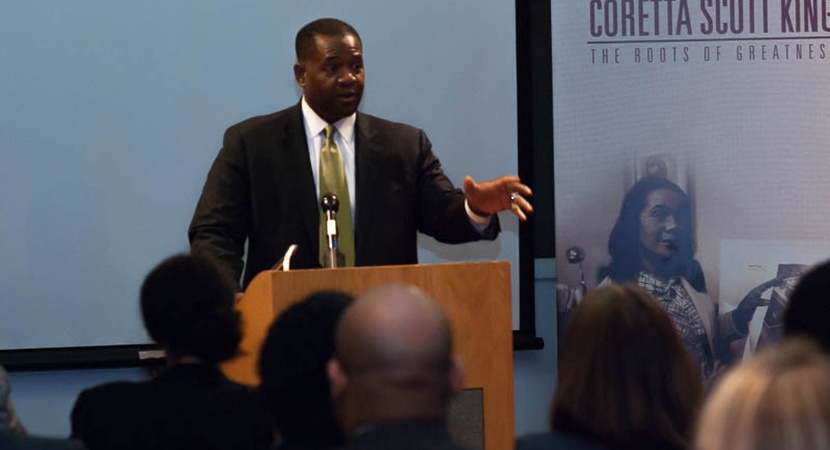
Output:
[784, 259, 830, 353]
[521, 284, 703, 450]
[259, 291, 353, 450]
[70, 253, 272, 450]
[140, 253, 241, 364]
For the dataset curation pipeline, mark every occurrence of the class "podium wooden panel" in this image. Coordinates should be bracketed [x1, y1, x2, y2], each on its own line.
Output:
[221, 261, 514, 450]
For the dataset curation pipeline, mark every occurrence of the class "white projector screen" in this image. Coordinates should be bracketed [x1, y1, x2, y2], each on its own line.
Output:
[0, 1, 519, 351]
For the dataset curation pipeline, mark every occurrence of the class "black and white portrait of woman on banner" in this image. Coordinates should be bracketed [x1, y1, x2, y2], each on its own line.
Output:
[555, 155, 830, 383]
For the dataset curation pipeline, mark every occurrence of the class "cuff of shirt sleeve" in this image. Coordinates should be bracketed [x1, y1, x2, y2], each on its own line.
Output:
[465, 200, 493, 232]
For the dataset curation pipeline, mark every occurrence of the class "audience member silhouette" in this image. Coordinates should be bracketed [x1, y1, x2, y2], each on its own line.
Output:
[784, 258, 830, 353]
[1, 365, 85, 449]
[518, 283, 703, 450]
[70, 254, 272, 450]
[1, 365, 25, 435]
[258, 290, 353, 450]
[327, 284, 466, 450]
[0, 431, 86, 450]
[696, 337, 830, 450]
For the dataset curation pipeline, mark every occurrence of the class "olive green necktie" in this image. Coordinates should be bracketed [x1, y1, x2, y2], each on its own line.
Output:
[318, 125, 355, 267]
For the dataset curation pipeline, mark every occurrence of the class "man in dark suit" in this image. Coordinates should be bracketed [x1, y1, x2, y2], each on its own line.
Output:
[189, 18, 532, 289]
[327, 284, 468, 450]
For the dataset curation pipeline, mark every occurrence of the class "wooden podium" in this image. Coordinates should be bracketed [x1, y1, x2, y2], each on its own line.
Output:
[221, 261, 515, 450]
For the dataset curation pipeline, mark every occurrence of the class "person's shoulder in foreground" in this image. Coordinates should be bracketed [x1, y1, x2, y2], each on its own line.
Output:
[0, 430, 86, 450]
[71, 366, 269, 450]
[517, 431, 611, 450]
[345, 420, 466, 450]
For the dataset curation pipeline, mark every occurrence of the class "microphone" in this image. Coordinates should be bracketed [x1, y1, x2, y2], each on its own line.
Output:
[321, 194, 345, 268]
[566, 246, 587, 295]
[270, 244, 298, 271]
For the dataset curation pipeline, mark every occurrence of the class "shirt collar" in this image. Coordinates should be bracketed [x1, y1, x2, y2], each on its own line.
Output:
[637, 271, 682, 294]
[301, 96, 356, 143]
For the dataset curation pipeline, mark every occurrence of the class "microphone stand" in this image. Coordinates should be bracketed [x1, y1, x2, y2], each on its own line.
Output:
[321, 194, 345, 268]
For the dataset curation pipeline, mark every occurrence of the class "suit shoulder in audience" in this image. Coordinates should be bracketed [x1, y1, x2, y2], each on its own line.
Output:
[517, 432, 611, 450]
[0, 430, 86, 450]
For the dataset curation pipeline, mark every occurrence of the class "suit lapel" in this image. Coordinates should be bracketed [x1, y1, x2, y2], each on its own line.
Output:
[279, 104, 319, 259]
[355, 113, 381, 259]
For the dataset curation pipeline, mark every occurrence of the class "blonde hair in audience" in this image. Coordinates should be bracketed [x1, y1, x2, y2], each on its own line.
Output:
[697, 337, 830, 450]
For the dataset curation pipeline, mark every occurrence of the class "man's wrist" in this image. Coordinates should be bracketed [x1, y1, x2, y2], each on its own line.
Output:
[465, 200, 491, 224]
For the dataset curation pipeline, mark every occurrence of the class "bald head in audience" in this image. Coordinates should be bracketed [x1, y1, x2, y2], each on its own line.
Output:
[327, 284, 463, 434]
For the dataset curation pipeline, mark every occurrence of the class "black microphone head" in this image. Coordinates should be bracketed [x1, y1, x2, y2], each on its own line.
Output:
[321, 193, 340, 212]
[566, 246, 585, 264]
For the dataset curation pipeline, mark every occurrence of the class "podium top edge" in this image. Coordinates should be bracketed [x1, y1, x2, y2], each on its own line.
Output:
[277, 260, 510, 273]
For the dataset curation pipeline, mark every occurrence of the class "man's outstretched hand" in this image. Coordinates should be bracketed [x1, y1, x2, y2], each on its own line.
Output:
[463, 175, 533, 221]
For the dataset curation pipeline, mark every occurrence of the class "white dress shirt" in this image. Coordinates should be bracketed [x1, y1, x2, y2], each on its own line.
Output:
[300, 96, 491, 230]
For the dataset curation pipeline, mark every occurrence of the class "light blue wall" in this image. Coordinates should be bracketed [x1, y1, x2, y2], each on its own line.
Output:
[8, 367, 148, 437]
[514, 260, 558, 437]
[8, 266, 558, 438]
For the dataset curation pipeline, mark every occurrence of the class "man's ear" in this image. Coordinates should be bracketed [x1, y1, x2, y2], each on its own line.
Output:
[327, 357, 348, 400]
[449, 356, 465, 398]
[294, 63, 306, 87]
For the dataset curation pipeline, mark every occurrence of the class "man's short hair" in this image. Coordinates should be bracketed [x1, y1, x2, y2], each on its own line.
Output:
[140, 254, 241, 364]
[295, 18, 361, 62]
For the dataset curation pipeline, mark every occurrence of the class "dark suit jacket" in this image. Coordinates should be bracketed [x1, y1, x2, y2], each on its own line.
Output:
[189, 103, 499, 288]
[70, 364, 272, 450]
[517, 431, 688, 450]
[343, 420, 467, 450]
[516, 432, 611, 450]
[0, 432, 86, 450]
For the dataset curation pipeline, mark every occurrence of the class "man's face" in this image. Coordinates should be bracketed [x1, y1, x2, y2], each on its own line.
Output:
[295, 34, 364, 123]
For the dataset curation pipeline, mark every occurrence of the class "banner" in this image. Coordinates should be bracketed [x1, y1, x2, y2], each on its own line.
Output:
[553, 0, 830, 379]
